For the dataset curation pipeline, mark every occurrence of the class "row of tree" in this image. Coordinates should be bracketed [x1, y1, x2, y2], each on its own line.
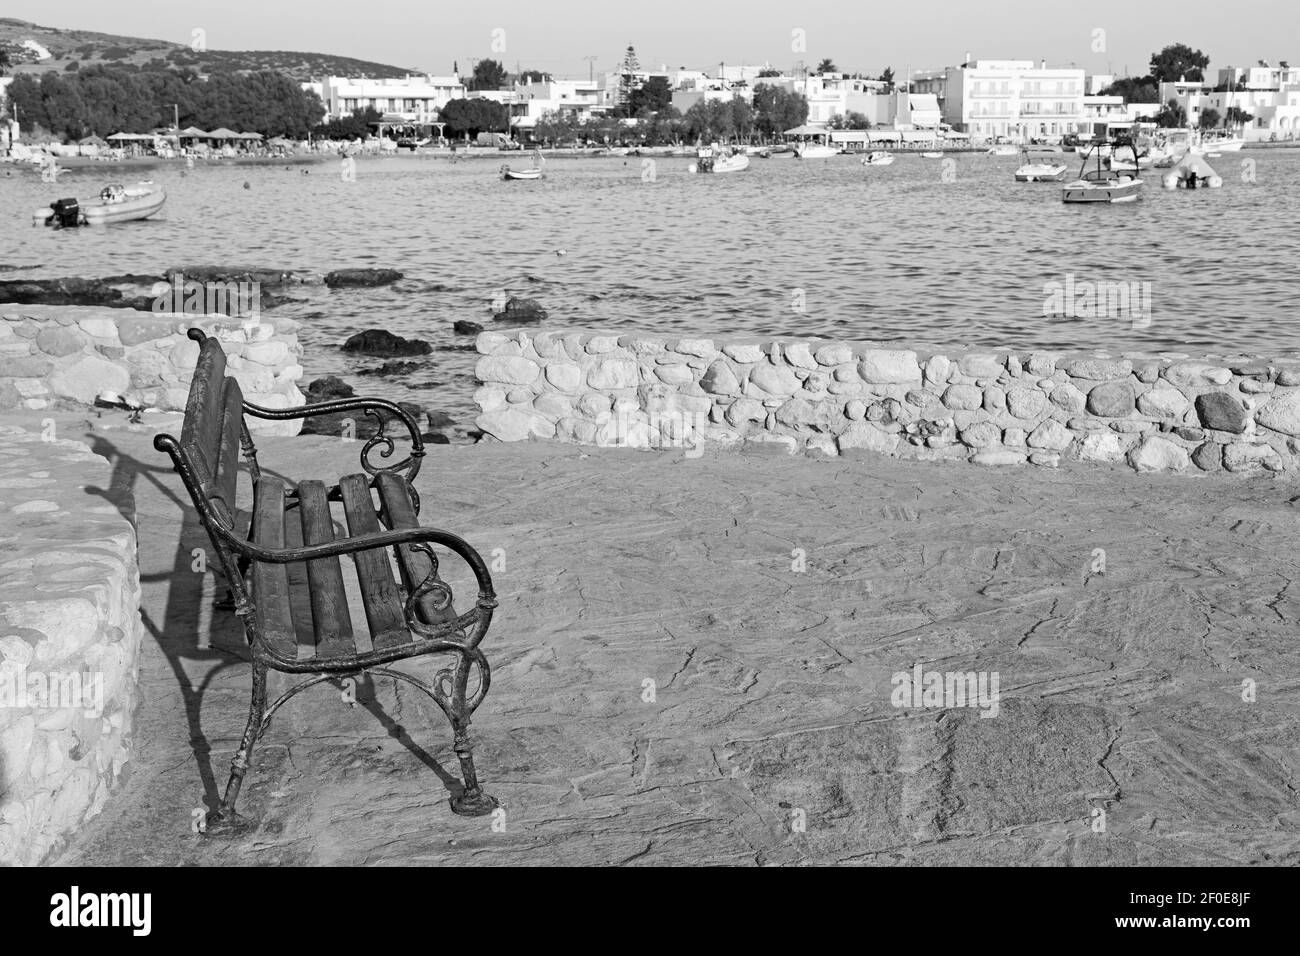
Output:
[7, 66, 325, 139]
[527, 84, 810, 146]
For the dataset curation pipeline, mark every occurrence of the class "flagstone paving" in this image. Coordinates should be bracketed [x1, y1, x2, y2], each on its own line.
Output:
[44, 416, 1300, 865]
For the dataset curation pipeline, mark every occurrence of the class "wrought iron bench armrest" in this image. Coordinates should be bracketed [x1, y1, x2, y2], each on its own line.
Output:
[242, 397, 426, 482]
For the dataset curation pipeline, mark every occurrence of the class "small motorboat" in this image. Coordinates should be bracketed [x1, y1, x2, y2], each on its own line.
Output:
[987, 143, 1020, 156]
[501, 150, 545, 181]
[742, 145, 772, 158]
[794, 143, 838, 159]
[689, 145, 750, 173]
[920, 151, 944, 159]
[1161, 153, 1223, 189]
[861, 151, 895, 166]
[34, 183, 166, 227]
[1061, 139, 1143, 203]
[1014, 149, 1069, 182]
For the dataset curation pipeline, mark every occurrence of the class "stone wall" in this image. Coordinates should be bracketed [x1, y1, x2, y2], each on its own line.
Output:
[472, 329, 1300, 475]
[0, 424, 143, 865]
[0, 306, 306, 436]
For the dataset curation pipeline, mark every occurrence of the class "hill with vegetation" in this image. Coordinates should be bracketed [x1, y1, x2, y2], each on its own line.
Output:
[0, 17, 416, 80]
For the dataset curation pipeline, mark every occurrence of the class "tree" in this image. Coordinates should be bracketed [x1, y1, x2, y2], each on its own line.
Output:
[315, 106, 382, 140]
[1224, 105, 1254, 127]
[816, 58, 837, 74]
[828, 110, 870, 130]
[617, 44, 641, 114]
[469, 58, 507, 91]
[1099, 76, 1159, 103]
[878, 66, 895, 92]
[439, 97, 509, 139]
[1154, 98, 1187, 128]
[750, 83, 809, 138]
[757, 67, 782, 77]
[0, 49, 10, 76]
[1149, 43, 1210, 82]
[515, 68, 551, 84]
[1197, 107, 1221, 129]
[627, 75, 671, 116]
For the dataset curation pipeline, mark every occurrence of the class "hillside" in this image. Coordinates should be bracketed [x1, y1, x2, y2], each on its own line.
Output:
[0, 18, 417, 80]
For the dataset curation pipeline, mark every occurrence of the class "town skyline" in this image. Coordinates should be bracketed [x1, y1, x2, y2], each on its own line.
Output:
[6, 0, 1295, 83]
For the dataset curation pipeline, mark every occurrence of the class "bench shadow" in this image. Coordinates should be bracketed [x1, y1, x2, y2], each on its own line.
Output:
[82, 434, 466, 818]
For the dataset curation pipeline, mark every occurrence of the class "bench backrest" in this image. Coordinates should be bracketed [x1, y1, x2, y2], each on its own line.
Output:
[177, 335, 246, 528]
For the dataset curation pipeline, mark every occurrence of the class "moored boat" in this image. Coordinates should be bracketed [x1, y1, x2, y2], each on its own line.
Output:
[861, 151, 895, 166]
[919, 151, 944, 159]
[689, 145, 750, 173]
[34, 183, 166, 227]
[1014, 149, 1069, 182]
[501, 150, 545, 180]
[794, 143, 837, 159]
[987, 143, 1020, 156]
[1061, 140, 1144, 203]
[1161, 153, 1223, 189]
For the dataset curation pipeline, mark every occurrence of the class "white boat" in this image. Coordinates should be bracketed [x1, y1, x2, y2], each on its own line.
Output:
[794, 143, 837, 159]
[688, 146, 750, 173]
[1014, 150, 1069, 182]
[919, 151, 944, 159]
[742, 145, 772, 158]
[1061, 141, 1144, 203]
[35, 183, 166, 226]
[987, 144, 1020, 156]
[861, 151, 895, 166]
[501, 150, 545, 180]
[1192, 135, 1245, 153]
[1161, 153, 1223, 189]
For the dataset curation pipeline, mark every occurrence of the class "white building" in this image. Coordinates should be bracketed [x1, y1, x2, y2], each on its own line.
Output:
[942, 59, 1085, 140]
[305, 75, 467, 122]
[1159, 65, 1300, 141]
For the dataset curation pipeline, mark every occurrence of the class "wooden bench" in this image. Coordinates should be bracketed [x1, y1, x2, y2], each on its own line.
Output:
[155, 329, 499, 830]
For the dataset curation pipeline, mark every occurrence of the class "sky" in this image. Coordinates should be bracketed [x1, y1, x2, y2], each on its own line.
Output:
[10, 0, 1296, 80]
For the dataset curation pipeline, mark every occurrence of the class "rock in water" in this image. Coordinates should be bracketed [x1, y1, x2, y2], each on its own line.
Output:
[303, 376, 355, 402]
[454, 320, 484, 336]
[493, 296, 548, 324]
[0, 277, 127, 307]
[341, 329, 432, 356]
[324, 268, 404, 288]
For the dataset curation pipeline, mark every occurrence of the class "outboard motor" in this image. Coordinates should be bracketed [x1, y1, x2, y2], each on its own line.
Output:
[51, 198, 81, 228]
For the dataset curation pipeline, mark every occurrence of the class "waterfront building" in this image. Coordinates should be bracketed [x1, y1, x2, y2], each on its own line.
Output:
[1159, 65, 1300, 141]
[304, 74, 467, 122]
[941, 59, 1085, 140]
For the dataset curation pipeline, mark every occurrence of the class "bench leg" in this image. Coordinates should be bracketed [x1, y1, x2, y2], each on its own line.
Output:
[450, 722, 498, 816]
[448, 653, 498, 816]
[207, 661, 268, 833]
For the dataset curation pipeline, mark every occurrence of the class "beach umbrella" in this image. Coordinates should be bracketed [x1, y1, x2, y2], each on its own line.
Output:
[206, 127, 240, 141]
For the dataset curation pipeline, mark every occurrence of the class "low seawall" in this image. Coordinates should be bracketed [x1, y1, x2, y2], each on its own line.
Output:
[0, 307, 305, 435]
[472, 329, 1300, 475]
[0, 424, 144, 865]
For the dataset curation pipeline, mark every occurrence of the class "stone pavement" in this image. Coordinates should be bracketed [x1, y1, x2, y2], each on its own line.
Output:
[50, 419, 1300, 865]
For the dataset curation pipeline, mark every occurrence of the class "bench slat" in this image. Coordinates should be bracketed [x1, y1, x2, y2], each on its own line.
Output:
[297, 480, 356, 659]
[339, 475, 408, 649]
[206, 377, 244, 525]
[375, 472, 458, 626]
[180, 338, 229, 481]
[250, 475, 296, 658]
